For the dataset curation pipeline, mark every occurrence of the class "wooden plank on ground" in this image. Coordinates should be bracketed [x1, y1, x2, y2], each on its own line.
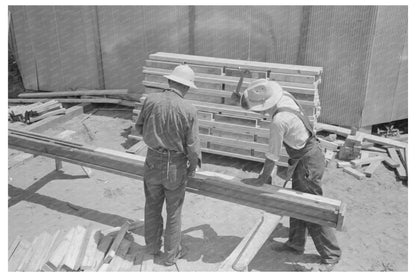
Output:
[387, 148, 407, 180]
[364, 160, 382, 177]
[8, 235, 22, 260]
[61, 225, 87, 271]
[350, 155, 383, 168]
[336, 161, 351, 168]
[106, 239, 132, 271]
[80, 228, 102, 271]
[343, 167, 365, 180]
[36, 230, 61, 271]
[9, 239, 32, 271]
[90, 234, 114, 271]
[18, 89, 128, 98]
[232, 213, 283, 271]
[41, 230, 66, 272]
[218, 216, 264, 271]
[16, 241, 34, 271]
[46, 227, 76, 271]
[73, 225, 95, 271]
[25, 232, 52, 271]
[103, 221, 131, 264]
[29, 108, 66, 123]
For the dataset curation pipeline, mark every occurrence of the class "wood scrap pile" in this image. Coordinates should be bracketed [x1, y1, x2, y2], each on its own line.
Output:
[135, 52, 323, 167]
[9, 89, 137, 107]
[316, 122, 407, 181]
[8, 100, 66, 123]
[8, 221, 147, 272]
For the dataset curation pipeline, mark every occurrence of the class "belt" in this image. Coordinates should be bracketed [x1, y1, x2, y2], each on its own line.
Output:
[148, 146, 182, 156]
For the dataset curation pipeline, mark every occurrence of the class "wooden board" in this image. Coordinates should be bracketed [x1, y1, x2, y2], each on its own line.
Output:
[387, 148, 407, 180]
[8, 235, 22, 260]
[149, 52, 323, 75]
[80, 229, 103, 271]
[9, 130, 345, 230]
[46, 227, 76, 270]
[343, 167, 366, 180]
[9, 239, 31, 271]
[103, 221, 131, 263]
[18, 89, 128, 98]
[364, 160, 382, 177]
[24, 232, 52, 271]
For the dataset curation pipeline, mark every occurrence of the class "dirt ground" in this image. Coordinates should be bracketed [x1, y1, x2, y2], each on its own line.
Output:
[8, 109, 408, 271]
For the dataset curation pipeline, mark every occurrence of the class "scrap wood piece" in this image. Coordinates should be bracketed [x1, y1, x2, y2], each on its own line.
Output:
[73, 225, 96, 271]
[8, 235, 22, 260]
[46, 227, 76, 271]
[101, 220, 144, 237]
[29, 108, 66, 123]
[141, 253, 154, 272]
[8, 239, 31, 271]
[18, 89, 128, 98]
[61, 225, 87, 271]
[316, 123, 408, 149]
[218, 215, 264, 271]
[232, 213, 283, 271]
[25, 232, 52, 271]
[16, 241, 34, 271]
[105, 239, 132, 272]
[36, 230, 61, 271]
[90, 234, 114, 271]
[383, 157, 400, 168]
[343, 167, 365, 180]
[364, 160, 382, 177]
[350, 155, 383, 168]
[387, 148, 407, 180]
[80, 228, 102, 271]
[41, 230, 66, 272]
[103, 221, 131, 264]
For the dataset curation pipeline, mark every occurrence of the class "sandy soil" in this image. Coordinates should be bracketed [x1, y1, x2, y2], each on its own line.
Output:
[8, 110, 408, 271]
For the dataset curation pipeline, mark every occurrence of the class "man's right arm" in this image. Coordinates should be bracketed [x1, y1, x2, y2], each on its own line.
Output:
[185, 110, 202, 177]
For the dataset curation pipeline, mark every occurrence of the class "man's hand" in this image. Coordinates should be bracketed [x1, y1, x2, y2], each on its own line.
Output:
[187, 165, 196, 177]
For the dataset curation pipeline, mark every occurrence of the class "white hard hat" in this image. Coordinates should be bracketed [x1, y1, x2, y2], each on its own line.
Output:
[164, 64, 197, 89]
[241, 79, 283, 112]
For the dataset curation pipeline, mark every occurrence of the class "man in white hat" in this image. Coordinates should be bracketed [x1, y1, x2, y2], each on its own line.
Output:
[135, 64, 201, 266]
[241, 79, 341, 271]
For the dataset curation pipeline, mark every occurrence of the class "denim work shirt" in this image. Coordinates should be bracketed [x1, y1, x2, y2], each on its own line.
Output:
[135, 88, 202, 169]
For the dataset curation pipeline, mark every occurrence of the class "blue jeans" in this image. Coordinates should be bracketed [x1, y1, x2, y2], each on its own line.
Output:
[285, 142, 342, 264]
[143, 148, 188, 263]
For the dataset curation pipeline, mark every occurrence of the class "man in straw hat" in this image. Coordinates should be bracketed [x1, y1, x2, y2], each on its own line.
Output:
[240, 79, 341, 271]
[135, 64, 201, 266]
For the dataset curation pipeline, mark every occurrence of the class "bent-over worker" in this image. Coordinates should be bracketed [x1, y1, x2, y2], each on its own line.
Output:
[135, 64, 201, 266]
[240, 79, 341, 271]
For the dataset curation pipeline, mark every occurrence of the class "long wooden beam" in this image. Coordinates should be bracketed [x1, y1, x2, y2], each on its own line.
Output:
[8, 129, 345, 230]
[18, 89, 128, 98]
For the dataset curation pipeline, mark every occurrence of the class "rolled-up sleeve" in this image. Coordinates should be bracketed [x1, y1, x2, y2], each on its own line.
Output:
[185, 110, 202, 168]
[265, 117, 286, 163]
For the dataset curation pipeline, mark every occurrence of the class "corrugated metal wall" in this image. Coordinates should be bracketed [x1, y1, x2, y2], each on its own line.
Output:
[9, 5, 408, 127]
[361, 6, 408, 126]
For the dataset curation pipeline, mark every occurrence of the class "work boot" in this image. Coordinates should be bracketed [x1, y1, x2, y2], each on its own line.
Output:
[271, 243, 304, 255]
[163, 246, 188, 266]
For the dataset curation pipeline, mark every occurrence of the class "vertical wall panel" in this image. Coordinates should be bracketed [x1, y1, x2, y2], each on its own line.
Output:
[303, 6, 377, 127]
[97, 6, 189, 92]
[361, 6, 408, 126]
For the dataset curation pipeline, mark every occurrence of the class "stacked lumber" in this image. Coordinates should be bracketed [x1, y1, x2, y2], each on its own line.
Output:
[8, 221, 144, 272]
[8, 100, 66, 123]
[138, 52, 323, 166]
[316, 122, 408, 181]
[8, 128, 346, 230]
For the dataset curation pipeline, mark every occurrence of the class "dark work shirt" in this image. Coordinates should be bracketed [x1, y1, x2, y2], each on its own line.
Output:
[135, 88, 201, 167]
